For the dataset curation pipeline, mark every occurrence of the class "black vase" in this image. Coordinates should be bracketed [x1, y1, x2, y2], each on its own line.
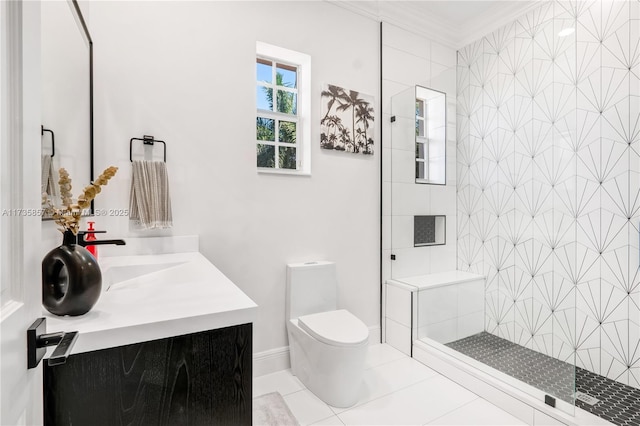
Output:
[42, 230, 102, 316]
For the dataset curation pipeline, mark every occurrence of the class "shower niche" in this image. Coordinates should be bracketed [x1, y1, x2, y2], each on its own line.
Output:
[414, 215, 445, 247]
[391, 85, 446, 185]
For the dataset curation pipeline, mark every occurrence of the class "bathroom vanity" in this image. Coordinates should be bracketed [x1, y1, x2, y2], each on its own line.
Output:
[42, 237, 257, 425]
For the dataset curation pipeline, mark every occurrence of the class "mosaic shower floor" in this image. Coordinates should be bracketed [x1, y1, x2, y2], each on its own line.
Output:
[446, 332, 640, 426]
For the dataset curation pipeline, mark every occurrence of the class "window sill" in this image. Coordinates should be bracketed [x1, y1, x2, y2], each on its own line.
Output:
[257, 168, 311, 177]
[416, 178, 446, 185]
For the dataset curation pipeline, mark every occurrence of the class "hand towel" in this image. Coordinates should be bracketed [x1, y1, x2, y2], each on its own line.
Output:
[41, 154, 57, 199]
[129, 160, 173, 229]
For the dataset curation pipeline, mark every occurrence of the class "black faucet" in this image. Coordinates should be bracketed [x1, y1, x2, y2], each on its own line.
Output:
[77, 231, 126, 247]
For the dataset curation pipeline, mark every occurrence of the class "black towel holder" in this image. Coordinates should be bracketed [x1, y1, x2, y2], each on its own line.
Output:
[41, 125, 55, 157]
[130, 135, 166, 162]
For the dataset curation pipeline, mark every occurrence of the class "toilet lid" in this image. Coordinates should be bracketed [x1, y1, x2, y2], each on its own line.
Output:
[298, 309, 369, 347]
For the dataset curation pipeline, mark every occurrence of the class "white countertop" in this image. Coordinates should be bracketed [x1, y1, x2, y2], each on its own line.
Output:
[388, 270, 485, 291]
[44, 250, 257, 356]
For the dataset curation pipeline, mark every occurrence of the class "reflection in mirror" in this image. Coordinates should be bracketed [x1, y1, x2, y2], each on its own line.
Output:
[41, 0, 93, 218]
[391, 85, 446, 185]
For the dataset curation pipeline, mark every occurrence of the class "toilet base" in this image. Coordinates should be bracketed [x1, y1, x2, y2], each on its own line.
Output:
[288, 320, 367, 408]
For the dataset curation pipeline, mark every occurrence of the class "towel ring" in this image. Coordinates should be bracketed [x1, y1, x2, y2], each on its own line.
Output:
[130, 135, 166, 162]
[41, 125, 55, 157]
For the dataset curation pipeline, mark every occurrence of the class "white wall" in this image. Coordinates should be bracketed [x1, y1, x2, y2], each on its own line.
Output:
[83, 1, 381, 356]
[381, 22, 457, 282]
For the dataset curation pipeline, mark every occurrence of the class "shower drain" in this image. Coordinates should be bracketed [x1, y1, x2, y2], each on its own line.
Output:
[575, 391, 600, 406]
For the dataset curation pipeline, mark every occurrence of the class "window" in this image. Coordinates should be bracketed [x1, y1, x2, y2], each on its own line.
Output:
[256, 42, 310, 175]
[415, 98, 427, 179]
[414, 86, 446, 185]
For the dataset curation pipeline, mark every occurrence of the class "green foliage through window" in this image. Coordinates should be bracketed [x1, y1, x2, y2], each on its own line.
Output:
[257, 144, 275, 168]
[256, 61, 299, 170]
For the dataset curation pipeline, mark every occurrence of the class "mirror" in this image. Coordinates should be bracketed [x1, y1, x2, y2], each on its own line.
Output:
[391, 85, 446, 185]
[41, 0, 93, 218]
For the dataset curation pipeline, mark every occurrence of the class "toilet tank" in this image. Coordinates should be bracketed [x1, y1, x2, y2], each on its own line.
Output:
[286, 261, 337, 320]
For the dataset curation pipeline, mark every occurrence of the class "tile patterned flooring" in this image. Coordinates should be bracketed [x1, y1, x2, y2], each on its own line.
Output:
[447, 332, 640, 426]
[253, 344, 527, 425]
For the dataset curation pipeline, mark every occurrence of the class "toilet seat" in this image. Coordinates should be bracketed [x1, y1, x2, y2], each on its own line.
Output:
[298, 309, 369, 347]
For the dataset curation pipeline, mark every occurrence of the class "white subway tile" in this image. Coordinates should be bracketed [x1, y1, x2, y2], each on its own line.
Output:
[386, 284, 412, 327]
[458, 279, 485, 315]
[458, 311, 485, 340]
[429, 244, 457, 273]
[385, 318, 412, 355]
[383, 80, 411, 115]
[391, 148, 416, 184]
[421, 318, 458, 344]
[382, 23, 431, 60]
[418, 285, 458, 325]
[383, 46, 430, 86]
[391, 214, 414, 250]
[382, 214, 391, 250]
[391, 246, 431, 278]
[431, 42, 457, 68]
[382, 149, 392, 185]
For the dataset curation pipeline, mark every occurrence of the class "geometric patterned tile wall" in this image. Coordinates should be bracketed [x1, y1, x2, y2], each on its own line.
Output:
[457, 0, 640, 389]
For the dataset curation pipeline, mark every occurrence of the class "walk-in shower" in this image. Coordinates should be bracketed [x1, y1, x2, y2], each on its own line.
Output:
[382, 1, 640, 425]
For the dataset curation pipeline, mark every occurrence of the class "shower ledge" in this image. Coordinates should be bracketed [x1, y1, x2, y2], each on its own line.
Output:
[387, 270, 485, 291]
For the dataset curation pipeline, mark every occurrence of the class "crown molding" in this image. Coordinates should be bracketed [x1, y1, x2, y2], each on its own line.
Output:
[325, 0, 545, 50]
[456, 1, 547, 48]
[325, 0, 381, 22]
[379, 1, 461, 49]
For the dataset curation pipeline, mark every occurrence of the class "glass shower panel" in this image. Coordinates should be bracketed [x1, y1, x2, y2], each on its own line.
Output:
[390, 86, 421, 280]
[390, 86, 448, 279]
[414, 274, 576, 415]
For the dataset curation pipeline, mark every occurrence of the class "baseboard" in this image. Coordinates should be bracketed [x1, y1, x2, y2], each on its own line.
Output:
[253, 325, 381, 378]
[253, 346, 290, 378]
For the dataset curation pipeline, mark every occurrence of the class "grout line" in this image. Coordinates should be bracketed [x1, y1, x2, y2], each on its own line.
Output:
[283, 388, 337, 426]
[381, 41, 431, 63]
[421, 396, 480, 426]
[381, 43, 431, 66]
[364, 356, 405, 371]
[282, 387, 306, 400]
[332, 368, 442, 417]
[383, 76, 422, 89]
[280, 387, 305, 397]
[312, 412, 345, 426]
[285, 350, 439, 420]
[252, 372, 305, 397]
[364, 349, 409, 371]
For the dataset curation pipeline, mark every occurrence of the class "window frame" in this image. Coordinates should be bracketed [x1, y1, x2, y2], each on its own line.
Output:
[415, 98, 428, 181]
[255, 42, 311, 176]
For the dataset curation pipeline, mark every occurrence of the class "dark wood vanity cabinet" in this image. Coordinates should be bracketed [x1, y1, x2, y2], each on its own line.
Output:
[43, 323, 252, 426]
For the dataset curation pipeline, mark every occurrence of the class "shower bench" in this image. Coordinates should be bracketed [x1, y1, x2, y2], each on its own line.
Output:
[384, 270, 485, 355]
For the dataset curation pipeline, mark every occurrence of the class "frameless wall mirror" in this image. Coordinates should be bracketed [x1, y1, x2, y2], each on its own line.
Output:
[391, 85, 446, 185]
[41, 0, 93, 218]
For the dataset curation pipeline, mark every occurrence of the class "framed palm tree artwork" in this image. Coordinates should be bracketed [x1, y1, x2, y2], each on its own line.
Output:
[320, 84, 375, 155]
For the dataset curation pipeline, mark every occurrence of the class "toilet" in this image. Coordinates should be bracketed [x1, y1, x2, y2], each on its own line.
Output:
[286, 261, 369, 408]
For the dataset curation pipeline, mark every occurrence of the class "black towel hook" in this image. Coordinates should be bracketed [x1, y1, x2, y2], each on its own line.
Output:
[41, 125, 55, 157]
[130, 135, 166, 162]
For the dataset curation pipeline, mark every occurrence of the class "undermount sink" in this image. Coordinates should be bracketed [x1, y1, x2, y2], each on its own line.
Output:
[103, 261, 187, 292]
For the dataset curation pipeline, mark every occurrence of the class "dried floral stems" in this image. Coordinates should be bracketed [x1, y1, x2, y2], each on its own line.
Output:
[43, 166, 118, 235]
[59, 168, 73, 207]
